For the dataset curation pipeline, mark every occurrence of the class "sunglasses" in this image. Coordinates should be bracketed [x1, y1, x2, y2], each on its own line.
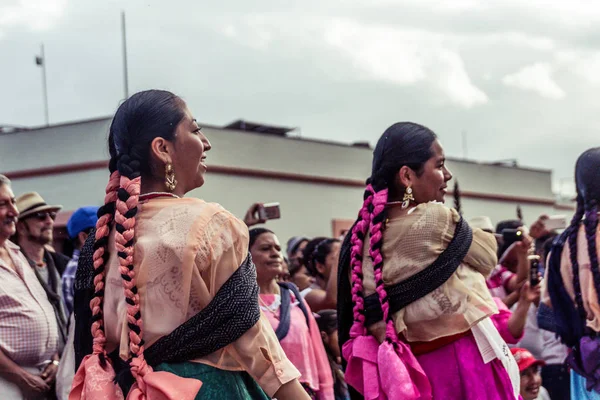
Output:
[31, 211, 57, 221]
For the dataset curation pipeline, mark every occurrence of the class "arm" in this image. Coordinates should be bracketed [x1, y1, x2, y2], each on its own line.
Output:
[491, 298, 521, 344]
[274, 379, 312, 400]
[304, 261, 338, 312]
[203, 212, 304, 397]
[508, 281, 541, 340]
[502, 289, 520, 309]
[0, 348, 49, 395]
[304, 300, 334, 400]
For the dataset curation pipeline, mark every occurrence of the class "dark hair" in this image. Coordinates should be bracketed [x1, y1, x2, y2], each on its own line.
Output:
[109, 90, 186, 178]
[303, 238, 340, 278]
[346, 122, 438, 349]
[316, 309, 338, 335]
[495, 219, 523, 257]
[87, 90, 187, 391]
[249, 228, 274, 249]
[302, 237, 326, 275]
[567, 148, 600, 316]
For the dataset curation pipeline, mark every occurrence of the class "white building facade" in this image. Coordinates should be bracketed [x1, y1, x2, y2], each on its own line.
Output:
[1, 118, 573, 244]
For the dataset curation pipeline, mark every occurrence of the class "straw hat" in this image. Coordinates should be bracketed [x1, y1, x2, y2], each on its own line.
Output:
[15, 192, 62, 220]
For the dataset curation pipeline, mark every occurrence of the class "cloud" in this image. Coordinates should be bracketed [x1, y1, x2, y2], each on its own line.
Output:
[556, 50, 600, 86]
[219, 16, 489, 108]
[322, 19, 489, 108]
[0, 0, 67, 35]
[502, 63, 565, 99]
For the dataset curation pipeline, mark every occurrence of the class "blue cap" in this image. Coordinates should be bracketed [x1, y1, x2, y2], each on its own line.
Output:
[67, 206, 99, 239]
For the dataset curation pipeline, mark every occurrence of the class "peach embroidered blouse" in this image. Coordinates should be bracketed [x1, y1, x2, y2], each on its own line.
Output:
[361, 202, 499, 342]
[103, 197, 300, 397]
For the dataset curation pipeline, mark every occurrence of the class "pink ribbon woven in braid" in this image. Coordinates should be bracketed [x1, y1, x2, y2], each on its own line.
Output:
[70, 171, 125, 400]
[343, 185, 432, 400]
[115, 176, 201, 400]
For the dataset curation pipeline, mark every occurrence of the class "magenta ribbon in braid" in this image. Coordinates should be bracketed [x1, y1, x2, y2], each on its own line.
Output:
[348, 184, 375, 339]
[70, 171, 126, 399]
[342, 184, 431, 400]
[368, 188, 431, 399]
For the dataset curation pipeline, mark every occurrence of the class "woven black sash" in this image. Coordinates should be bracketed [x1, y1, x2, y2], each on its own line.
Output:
[363, 217, 473, 326]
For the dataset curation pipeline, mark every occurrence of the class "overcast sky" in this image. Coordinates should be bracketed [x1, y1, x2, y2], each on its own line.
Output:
[2, 0, 600, 195]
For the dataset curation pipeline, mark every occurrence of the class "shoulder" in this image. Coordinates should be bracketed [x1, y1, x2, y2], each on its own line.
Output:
[50, 250, 70, 264]
[177, 199, 248, 246]
[411, 202, 459, 223]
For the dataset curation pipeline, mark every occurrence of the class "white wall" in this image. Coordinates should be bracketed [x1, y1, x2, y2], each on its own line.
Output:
[1, 118, 570, 242]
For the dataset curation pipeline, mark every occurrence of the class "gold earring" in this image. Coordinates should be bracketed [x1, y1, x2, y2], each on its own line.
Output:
[401, 186, 414, 209]
[165, 163, 177, 192]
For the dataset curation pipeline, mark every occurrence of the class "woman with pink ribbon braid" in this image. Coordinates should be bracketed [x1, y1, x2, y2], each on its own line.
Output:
[337, 122, 521, 400]
[70, 90, 309, 400]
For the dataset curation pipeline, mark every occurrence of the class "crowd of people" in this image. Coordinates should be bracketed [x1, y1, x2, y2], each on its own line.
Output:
[0, 89, 599, 399]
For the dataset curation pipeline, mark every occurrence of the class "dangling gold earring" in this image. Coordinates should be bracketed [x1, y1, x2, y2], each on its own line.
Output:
[401, 186, 414, 209]
[165, 163, 178, 192]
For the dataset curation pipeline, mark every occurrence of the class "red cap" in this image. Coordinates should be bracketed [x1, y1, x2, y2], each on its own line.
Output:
[511, 348, 546, 372]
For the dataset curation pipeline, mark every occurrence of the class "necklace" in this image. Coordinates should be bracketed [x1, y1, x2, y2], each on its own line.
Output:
[258, 295, 281, 319]
[139, 192, 180, 201]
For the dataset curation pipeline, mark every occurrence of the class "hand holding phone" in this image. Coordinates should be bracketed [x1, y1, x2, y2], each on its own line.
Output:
[543, 215, 567, 231]
[528, 255, 540, 287]
[258, 202, 281, 221]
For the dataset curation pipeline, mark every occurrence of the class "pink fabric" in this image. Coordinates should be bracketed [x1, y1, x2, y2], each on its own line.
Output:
[69, 354, 124, 400]
[491, 297, 522, 345]
[70, 354, 202, 400]
[261, 294, 334, 400]
[127, 358, 202, 400]
[416, 332, 519, 400]
[342, 330, 432, 400]
[486, 265, 515, 299]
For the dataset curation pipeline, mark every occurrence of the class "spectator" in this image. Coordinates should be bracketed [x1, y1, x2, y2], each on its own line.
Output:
[316, 310, 349, 400]
[250, 228, 334, 399]
[515, 234, 570, 400]
[288, 260, 317, 293]
[487, 220, 531, 308]
[300, 237, 340, 311]
[61, 206, 98, 317]
[511, 348, 550, 400]
[0, 175, 60, 399]
[15, 192, 68, 349]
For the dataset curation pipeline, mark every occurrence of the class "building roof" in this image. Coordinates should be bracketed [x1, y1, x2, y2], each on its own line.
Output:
[1, 116, 550, 173]
[223, 119, 294, 136]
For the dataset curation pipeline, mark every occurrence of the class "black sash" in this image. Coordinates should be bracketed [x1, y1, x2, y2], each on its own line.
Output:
[74, 231, 261, 392]
[363, 217, 473, 325]
[275, 282, 310, 341]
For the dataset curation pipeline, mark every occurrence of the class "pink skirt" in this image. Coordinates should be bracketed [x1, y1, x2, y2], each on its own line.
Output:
[415, 332, 518, 400]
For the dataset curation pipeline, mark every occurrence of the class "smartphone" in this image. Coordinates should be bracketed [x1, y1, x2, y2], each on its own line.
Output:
[529, 255, 540, 286]
[543, 215, 567, 231]
[502, 229, 524, 246]
[258, 202, 281, 220]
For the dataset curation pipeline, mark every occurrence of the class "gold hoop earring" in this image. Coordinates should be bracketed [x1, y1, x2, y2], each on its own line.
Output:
[401, 186, 414, 209]
[165, 163, 178, 192]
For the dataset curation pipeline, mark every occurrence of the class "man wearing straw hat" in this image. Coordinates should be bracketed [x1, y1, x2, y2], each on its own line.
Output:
[14, 192, 69, 352]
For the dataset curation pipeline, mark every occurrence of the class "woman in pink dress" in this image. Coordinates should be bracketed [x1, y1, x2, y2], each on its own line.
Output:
[337, 122, 520, 400]
[250, 228, 334, 400]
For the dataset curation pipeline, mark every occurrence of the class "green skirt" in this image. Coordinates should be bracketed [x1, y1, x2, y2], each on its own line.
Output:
[154, 361, 270, 399]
